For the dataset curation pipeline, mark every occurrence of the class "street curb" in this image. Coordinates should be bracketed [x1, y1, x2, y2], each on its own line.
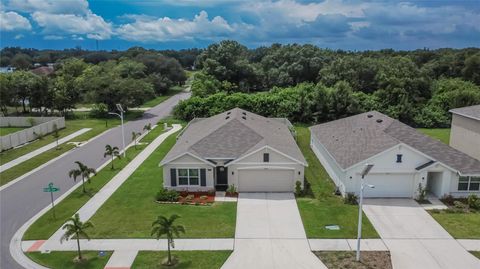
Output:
[9, 125, 161, 269]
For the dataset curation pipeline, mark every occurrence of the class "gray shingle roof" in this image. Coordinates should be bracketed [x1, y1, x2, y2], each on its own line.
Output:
[161, 108, 306, 165]
[310, 111, 480, 175]
[450, 105, 480, 121]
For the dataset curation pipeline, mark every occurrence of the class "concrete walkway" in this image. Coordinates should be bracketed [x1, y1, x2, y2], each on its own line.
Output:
[222, 193, 327, 269]
[0, 128, 91, 173]
[45, 124, 182, 246]
[363, 198, 480, 269]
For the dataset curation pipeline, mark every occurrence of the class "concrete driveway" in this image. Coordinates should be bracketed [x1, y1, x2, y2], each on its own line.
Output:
[363, 199, 480, 269]
[222, 193, 327, 269]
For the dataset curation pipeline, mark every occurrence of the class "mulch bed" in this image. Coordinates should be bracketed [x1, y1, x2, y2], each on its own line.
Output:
[178, 191, 215, 204]
[315, 251, 392, 269]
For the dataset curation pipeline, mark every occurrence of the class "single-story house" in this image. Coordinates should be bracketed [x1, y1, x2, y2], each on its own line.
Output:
[160, 108, 307, 192]
[310, 111, 480, 198]
[449, 105, 480, 161]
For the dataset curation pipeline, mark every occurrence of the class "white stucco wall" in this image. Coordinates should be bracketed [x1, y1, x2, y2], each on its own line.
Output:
[450, 114, 480, 161]
[162, 154, 215, 191]
[310, 134, 346, 193]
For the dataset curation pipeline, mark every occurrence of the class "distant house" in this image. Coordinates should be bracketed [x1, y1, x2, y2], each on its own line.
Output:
[31, 66, 54, 76]
[160, 108, 307, 192]
[449, 105, 480, 161]
[0, 67, 15, 73]
[310, 111, 480, 198]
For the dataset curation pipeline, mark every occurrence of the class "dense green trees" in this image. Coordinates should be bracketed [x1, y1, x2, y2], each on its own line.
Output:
[179, 41, 480, 127]
[0, 53, 186, 115]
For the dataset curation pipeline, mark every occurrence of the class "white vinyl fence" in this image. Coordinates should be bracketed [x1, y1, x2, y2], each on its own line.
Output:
[0, 117, 65, 151]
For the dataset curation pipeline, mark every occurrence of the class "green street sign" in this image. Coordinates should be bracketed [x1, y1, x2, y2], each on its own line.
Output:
[43, 182, 59, 193]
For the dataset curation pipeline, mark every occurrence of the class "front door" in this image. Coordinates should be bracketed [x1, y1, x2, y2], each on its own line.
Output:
[216, 166, 228, 190]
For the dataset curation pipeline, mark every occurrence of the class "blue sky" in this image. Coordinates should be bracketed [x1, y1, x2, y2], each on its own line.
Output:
[1, 0, 479, 51]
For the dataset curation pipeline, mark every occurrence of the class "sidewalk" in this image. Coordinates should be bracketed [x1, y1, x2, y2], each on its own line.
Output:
[46, 124, 182, 245]
[0, 128, 91, 173]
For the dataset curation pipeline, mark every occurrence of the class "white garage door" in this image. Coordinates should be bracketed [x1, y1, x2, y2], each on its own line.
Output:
[238, 169, 294, 192]
[362, 173, 415, 198]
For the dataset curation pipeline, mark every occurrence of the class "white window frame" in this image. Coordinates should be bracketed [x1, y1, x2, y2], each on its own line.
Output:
[177, 168, 200, 186]
[458, 176, 480, 191]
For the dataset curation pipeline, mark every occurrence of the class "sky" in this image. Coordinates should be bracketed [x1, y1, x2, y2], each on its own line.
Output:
[0, 0, 479, 51]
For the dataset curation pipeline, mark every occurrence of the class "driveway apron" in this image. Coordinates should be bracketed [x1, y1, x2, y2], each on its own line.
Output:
[363, 198, 480, 269]
[222, 193, 327, 269]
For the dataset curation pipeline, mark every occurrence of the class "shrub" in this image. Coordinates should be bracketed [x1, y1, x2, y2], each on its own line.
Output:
[295, 180, 303, 197]
[441, 194, 455, 205]
[89, 103, 108, 118]
[417, 183, 427, 202]
[467, 194, 480, 210]
[453, 201, 467, 210]
[155, 189, 179, 202]
[226, 184, 237, 195]
[344, 192, 358, 205]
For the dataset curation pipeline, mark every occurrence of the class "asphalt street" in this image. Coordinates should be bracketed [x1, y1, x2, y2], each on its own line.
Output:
[0, 91, 190, 269]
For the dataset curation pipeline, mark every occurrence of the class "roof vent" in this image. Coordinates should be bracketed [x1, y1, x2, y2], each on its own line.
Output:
[242, 112, 246, 116]
[367, 114, 373, 118]
[376, 119, 383, 123]
[225, 116, 230, 120]
[227, 111, 231, 115]
[242, 116, 246, 120]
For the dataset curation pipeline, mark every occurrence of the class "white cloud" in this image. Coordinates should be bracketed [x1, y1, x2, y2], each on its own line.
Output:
[44, 35, 64, 40]
[32, 11, 113, 40]
[15, 34, 24, 39]
[117, 10, 237, 42]
[6, 0, 89, 14]
[0, 11, 31, 31]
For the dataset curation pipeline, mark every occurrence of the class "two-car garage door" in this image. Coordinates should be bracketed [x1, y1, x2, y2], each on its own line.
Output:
[238, 168, 294, 192]
[362, 173, 415, 198]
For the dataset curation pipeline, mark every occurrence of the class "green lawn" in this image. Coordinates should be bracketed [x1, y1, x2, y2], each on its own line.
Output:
[417, 128, 451, 144]
[27, 251, 112, 269]
[0, 114, 142, 186]
[472, 252, 480, 259]
[429, 211, 480, 239]
[0, 127, 26, 136]
[132, 251, 232, 269]
[295, 126, 379, 239]
[88, 131, 237, 239]
[22, 126, 165, 240]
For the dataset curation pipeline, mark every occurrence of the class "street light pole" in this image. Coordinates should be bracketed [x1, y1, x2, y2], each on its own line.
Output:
[356, 164, 375, 262]
[109, 104, 126, 157]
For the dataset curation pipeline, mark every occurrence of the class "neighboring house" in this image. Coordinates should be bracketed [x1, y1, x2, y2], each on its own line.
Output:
[310, 111, 480, 198]
[160, 108, 307, 192]
[31, 66, 54, 76]
[449, 105, 480, 161]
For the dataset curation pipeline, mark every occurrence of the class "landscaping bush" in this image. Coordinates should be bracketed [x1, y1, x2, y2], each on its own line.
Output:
[343, 193, 358, 205]
[226, 184, 237, 195]
[295, 180, 303, 197]
[441, 194, 455, 206]
[155, 189, 179, 202]
[467, 194, 480, 210]
[453, 201, 467, 210]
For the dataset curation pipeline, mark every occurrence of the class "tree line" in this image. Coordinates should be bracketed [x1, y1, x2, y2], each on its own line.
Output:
[177, 40, 480, 127]
[0, 51, 187, 115]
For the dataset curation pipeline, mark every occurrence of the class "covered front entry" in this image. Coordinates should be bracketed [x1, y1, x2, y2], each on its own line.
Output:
[237, 168, 294, 192]
[363, 173, 415, 198]
[216, 166, 228, 191]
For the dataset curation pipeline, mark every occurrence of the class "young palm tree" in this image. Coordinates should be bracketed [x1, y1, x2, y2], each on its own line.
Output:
[131, 131, 141, 149]
[60, 213, 93, 261]
[151, 214, 185, 266]
[104, 144, 121, 169]
[68, 161, 96, 193]
[143, 123, 152, 132]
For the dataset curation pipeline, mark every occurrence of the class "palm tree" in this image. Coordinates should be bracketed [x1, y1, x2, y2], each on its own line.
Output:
[68, 161, 96, 193]
[143, 123, 152, 132]
[131, 131, 141, 150]
[151, 214, 185, 266]
[60, 213, 93, 261]
[104, 144, 121, 169]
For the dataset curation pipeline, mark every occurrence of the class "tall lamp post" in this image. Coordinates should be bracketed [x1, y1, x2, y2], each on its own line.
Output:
[108, 104, 126, 157]
[356, 163, 375, 262]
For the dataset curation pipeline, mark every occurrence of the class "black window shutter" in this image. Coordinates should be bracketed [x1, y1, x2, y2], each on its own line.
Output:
[200, 168, 206, 186]
[170, 169, 177, 186]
